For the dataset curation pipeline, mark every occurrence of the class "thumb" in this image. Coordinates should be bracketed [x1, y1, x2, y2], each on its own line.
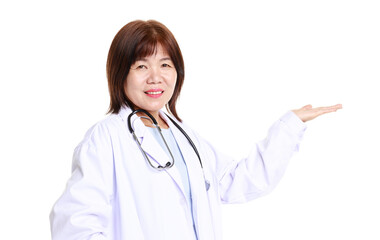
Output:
[303, 104, 313, 110]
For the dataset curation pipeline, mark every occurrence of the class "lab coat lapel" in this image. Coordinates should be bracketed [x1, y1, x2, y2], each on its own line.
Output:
[161, 113, 216, 239]
[161, 112, 205, 194]
[138, 126, 171, 168]
[123, 109, 168, 169]
[129, 111, 187, 197]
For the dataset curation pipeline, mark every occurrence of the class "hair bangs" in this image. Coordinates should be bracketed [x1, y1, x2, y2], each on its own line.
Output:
[133, 35, 173, 63]
[133, 39, 158, 61]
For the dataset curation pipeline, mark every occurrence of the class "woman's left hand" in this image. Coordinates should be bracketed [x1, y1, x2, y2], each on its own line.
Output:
[292, 104, 343, 122]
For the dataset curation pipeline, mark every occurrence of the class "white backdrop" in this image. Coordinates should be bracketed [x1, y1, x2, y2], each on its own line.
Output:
[1, 0, 379, 239]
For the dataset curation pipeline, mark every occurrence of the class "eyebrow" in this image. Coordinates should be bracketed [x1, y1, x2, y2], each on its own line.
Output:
[135, 57, 172, 62]
[135, 58, 147, 62]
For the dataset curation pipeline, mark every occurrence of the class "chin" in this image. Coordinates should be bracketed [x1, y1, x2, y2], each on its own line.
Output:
[139, 104, 165, 112]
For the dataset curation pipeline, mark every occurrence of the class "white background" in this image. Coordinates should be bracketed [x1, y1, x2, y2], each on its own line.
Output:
[1, 0, 379, 239]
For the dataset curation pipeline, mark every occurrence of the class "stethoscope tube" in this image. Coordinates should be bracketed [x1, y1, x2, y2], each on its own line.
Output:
[128, 109, 175, 170]
[127, 109, 157, 133]
[127, 109, 210, 191]
[165, 114, 203, 169]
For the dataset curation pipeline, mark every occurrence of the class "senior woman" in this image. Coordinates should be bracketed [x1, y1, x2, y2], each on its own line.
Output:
[50, 20, 342, 240]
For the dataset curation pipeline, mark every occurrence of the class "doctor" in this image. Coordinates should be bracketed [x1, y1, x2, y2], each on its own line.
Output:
[50, 20, 342, 240]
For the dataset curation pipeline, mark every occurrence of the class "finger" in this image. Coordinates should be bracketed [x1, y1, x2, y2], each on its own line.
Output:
[315, 104, 342, 116]
[315, 104, 342, 111]
[326, 104, 342, 109]
[323, 104, 343, 112]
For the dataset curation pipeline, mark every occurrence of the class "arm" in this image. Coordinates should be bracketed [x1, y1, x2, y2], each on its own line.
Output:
[218, 104, 342, 203]
[50, 123, 114, 240]
[218, 111, 306, 203]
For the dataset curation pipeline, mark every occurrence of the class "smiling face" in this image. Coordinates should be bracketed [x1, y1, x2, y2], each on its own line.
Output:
[124, 45, 177, 117]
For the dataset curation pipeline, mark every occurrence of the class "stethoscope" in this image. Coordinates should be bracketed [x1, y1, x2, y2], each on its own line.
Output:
[127, 109, 210, 191]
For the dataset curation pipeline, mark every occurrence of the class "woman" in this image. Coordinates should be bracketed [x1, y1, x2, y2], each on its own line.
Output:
[50, 20, 342, 240]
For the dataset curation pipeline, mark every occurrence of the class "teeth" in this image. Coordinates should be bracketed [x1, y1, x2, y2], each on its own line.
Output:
[146, 91, 163, 95]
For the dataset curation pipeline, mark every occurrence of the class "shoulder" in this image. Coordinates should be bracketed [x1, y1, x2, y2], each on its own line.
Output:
[77, 113, 126, 149]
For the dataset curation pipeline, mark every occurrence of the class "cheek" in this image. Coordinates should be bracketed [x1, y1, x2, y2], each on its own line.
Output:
[124, 77, 139, 102]
[169, 71, 177, 88]
[171, 77, 177, 88]
[168, 79, 177, 95]
[125, 74, 141, 92]
[124, 79, 131, 96]
[168, 77, 177, 99]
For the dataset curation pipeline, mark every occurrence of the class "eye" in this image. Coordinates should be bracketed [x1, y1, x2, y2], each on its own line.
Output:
[131, 64, 147, 70]
[136, 65, 147, 69]
[161, 63, 172, 68]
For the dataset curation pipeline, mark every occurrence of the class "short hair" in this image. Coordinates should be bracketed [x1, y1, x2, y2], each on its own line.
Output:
[106, 20, 185, 121]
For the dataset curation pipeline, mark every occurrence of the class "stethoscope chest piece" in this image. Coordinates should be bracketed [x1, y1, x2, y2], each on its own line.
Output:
[205, 179, 210, 191]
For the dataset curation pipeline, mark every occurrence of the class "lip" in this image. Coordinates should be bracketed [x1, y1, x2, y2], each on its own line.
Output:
[144, 88, 164, 98]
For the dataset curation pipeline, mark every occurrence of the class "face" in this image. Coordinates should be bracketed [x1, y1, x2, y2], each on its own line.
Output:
[125, 45, 177, 116]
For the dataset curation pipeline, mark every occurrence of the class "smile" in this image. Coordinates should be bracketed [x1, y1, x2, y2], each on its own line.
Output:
[145, 91, 163, 95]
[144, 90, 164, 98]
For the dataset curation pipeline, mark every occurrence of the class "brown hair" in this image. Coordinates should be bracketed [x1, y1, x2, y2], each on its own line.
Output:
[106, 20, 185, 121]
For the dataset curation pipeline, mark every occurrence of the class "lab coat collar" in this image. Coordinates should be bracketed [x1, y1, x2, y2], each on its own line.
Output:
[118, 106, 146, 138]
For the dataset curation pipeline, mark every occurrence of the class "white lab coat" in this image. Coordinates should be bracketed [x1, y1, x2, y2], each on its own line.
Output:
[50, 107, 306, 240]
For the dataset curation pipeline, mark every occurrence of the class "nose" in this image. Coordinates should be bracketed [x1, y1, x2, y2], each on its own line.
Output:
[147, 67, 162, 84]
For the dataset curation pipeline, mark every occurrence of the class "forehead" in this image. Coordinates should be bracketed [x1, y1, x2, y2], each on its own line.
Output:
[134, 42, 171, 61]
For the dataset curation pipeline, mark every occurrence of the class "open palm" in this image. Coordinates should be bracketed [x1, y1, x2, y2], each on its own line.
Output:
[292, 104, 343, 122]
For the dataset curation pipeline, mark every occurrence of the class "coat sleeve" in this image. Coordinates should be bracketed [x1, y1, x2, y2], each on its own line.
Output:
[208, 111, 307, 203]
[50, 123, 114, 240]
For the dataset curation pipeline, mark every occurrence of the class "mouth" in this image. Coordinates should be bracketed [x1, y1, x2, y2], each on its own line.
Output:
[144, 91, 164, 95]
[144, 89, 164, 98]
